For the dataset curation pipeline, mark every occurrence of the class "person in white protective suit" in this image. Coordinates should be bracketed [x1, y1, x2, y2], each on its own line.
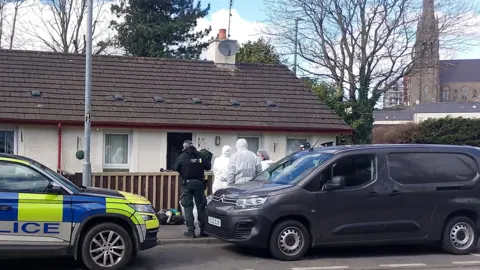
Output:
[211, 145, 232, 194]
[257, 149, 274, 171]
[226, 139, 262, 186]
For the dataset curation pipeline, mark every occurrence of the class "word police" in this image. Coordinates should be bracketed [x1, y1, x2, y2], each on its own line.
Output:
[0, 222, 60, 234]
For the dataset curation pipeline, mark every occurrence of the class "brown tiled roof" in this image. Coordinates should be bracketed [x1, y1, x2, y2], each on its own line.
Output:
[0, 49, 350, 133]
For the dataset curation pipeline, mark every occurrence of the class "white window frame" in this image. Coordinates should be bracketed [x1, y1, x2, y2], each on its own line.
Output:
[0, 128, 17, 155]
[286, 137, 309, 154]
[103, 131, 132, 170]
[237, 133, 262, 153]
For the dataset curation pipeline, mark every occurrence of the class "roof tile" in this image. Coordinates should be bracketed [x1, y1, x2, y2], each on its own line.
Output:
[0, 49, 350, 132]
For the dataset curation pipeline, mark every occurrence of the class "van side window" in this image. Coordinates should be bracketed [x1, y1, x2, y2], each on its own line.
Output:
[322, 154, 376, 188]
[387, 153, 478, 184]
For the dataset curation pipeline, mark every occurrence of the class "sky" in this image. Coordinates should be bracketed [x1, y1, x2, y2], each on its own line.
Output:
[1, 0, 480, 62]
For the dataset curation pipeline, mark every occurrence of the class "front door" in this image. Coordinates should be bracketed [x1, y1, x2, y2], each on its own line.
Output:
[315, 152, 389, 243]
[0, 160, 72, 250]
[166, 132, 193, 170]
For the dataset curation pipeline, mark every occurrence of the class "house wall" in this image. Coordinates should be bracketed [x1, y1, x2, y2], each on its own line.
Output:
[0, 124, 337, 173]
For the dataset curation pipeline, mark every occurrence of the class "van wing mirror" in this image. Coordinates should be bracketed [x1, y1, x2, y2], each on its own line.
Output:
[323, 176, 345, 191]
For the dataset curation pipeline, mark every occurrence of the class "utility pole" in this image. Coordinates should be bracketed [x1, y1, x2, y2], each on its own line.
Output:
[227, 0, 233, 39]
[82, 0, 93, 187]
[293, 17, 302, 76]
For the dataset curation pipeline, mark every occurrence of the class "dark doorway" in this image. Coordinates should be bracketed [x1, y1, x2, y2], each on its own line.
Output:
[166, 132, 193, 170]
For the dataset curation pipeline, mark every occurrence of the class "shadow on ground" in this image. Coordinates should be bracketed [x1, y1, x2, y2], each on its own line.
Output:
[226, 243, 449, 260]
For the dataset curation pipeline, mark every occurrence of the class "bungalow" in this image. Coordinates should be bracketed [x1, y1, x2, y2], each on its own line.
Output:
[0, 29, 351, 173]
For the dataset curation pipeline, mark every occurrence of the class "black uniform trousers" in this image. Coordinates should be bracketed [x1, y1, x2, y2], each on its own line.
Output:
[180, 179, 207, 232]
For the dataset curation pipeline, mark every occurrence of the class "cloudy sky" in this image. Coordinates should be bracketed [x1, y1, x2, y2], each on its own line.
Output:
[1, 0, 480, 61]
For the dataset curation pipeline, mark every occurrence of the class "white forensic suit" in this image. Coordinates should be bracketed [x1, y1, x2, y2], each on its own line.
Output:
[212, 145, 232, 194]
[226, 139, 262, 185]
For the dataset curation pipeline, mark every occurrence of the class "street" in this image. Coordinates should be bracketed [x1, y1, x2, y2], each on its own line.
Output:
[3, 243, 480, 270]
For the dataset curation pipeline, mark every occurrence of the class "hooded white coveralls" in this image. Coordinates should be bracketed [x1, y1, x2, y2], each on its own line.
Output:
[226, 139, 262, 185]
[212, 145, 232, 194]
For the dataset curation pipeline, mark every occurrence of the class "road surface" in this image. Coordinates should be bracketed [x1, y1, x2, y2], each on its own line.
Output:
[3, 243, 480, 269]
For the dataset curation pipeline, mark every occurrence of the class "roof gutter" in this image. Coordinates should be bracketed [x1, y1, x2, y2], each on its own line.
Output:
[0, 118, 352, 134]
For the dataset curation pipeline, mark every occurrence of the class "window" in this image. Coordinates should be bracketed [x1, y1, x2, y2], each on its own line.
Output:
[0, 162, 50, 193]
[387, 153, 477, 185]
[254, 151, 333, 186]
[104, 133, 130, 170]
[0, 130, 14, 154]
[238, 137, 259, 153]
[287, 138, 308, 154]
[322, 154, 376, 188]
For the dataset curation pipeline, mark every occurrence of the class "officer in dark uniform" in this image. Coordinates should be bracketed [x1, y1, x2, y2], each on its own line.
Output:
[174, 140, 211, 238]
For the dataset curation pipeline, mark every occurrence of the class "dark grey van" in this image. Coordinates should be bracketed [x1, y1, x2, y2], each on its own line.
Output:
[205, 144, 480, 261]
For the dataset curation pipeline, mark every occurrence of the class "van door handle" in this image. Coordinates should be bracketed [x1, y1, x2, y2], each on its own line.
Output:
[388, 190, 401, 196]
[367, 192, 379, 198]
[0, 205, 12, 211]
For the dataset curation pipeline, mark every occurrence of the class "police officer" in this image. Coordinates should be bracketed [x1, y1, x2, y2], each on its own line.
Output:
[174, 140, 211, 238]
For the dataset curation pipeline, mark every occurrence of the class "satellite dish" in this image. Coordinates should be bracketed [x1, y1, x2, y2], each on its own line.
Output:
[218, 40, 240, 56]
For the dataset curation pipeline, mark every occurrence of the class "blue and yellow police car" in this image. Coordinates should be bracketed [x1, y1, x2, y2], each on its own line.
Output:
[0, 154, 160, 270]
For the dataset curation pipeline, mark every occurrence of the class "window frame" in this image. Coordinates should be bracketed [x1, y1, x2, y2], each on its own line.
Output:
[0, 128, 16, 155]
[386, 152, 479, 186]
[237, 134, 261, 153]
[301, 151, 379, 192]
[103, 131, 132, 171]
[286, 137, 309, 154]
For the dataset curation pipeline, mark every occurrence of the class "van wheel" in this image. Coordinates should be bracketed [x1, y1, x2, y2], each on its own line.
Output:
[441, 216, 478, 255]
[80, 223, 133, 270]
[269, 220, 310, 261]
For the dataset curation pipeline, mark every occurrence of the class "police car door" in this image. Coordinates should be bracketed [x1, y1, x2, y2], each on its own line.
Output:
[0, 159, 72, 250]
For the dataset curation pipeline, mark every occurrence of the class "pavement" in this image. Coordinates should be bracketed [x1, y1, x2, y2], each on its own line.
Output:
[4, 241, 480, 269]
[157, 224, 221, 244]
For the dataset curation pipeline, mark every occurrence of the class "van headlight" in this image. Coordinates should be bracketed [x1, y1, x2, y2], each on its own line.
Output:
[235, 197, 267, 209]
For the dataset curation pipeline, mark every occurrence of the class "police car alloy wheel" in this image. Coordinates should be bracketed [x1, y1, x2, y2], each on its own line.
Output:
[81, 223, 133, 270]
[268, 220, 311, 261]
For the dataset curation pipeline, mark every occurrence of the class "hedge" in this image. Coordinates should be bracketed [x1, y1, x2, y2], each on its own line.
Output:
[373, 116, 480, 146]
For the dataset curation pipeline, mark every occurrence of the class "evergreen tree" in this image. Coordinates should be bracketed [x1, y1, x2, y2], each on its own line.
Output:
[236, 38, 282, 64]
[111, 0, 212, 59]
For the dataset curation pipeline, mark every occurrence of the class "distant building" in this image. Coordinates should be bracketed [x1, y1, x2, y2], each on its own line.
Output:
[374, 102, 480, 125]
[383, 81, 406, 108]
[405, 0, 480, 106]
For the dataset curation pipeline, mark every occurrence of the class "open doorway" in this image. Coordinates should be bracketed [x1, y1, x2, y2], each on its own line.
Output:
[166, 132, 193, 170]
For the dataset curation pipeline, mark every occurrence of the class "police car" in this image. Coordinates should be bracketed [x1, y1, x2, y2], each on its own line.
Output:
[0, 154, 159, 269]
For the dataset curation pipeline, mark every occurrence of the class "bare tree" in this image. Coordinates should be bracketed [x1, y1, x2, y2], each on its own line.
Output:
[9, 0, 24, 49]
[21, 0, 115, 54]
[264, 0, 480, 143]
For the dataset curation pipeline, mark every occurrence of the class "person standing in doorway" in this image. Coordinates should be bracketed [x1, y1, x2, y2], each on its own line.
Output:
[212, 145, 232, 194]
[174, 140, 211, 238]
[226, 138, 262, 186]
[257, 149, 274, 171]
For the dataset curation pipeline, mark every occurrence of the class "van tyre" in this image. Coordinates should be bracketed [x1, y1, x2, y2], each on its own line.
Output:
[269, 220, 310, 261]
[441, 216, 478, 255]
[80, 223, 133, 270]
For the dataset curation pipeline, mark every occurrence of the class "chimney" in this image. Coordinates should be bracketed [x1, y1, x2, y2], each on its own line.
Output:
[207, 28, 240, 65]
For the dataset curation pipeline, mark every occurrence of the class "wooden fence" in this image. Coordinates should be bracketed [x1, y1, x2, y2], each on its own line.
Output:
[65, 172, 214, 212]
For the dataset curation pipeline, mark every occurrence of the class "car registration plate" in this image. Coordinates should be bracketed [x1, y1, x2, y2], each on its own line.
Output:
[208, 216, 221, 227]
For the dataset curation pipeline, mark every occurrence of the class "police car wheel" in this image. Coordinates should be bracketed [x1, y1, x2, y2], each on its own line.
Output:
[80, 222, 133, 270]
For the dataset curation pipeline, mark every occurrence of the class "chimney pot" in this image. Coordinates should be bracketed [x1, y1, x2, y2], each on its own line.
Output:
[218, 29, 227, 40]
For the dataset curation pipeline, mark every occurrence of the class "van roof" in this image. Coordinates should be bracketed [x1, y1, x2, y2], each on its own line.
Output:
[304, 144, 480, 155]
